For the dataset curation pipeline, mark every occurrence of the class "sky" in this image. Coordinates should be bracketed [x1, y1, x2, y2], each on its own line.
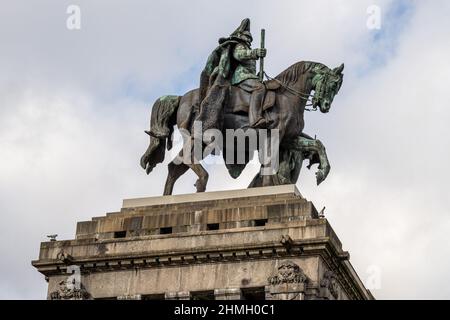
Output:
[1, 0, 450, 299]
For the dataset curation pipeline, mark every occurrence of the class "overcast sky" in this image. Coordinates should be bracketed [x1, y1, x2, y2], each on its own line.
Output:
[1, 0, 450, 299]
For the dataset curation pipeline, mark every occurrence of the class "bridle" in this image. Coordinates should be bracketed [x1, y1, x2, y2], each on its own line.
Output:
[263, 70, 338, 112]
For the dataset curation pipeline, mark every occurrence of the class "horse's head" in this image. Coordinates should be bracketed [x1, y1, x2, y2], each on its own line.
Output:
[311, 63, 344, 113]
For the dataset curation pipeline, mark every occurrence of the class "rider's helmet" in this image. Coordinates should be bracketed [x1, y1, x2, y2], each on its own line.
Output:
[230, 18, 252, 44]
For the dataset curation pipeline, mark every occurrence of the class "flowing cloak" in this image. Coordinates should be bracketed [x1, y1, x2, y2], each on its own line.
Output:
[196, 38, 242, 133]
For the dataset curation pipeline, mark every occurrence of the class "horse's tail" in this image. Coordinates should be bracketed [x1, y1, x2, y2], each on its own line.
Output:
[140, 95, 181, 174]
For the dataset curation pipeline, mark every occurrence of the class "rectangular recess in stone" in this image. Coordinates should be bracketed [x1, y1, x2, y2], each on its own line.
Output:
[191, 290, 215, 300]
[160, 227, 172, 234]
[207, 223, 220, 231]
[113, 231, 126, 238]
[241, 287, 266, 300]
[254, 219, 268, 227]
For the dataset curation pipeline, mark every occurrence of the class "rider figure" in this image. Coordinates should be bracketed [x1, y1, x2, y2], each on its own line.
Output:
[229, 20, 270, 128]
[230, 19, 268, 128]
[197, 19, 271, 131]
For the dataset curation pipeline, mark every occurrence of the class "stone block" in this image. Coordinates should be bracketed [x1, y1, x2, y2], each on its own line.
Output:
[32, 185, 374, 300]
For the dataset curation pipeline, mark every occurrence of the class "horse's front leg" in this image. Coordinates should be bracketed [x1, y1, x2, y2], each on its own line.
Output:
[292, 136, 330, 185]
[314, 140, 330, 185]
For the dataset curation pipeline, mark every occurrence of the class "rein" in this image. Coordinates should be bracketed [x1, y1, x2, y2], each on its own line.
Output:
[263, 71, 318, 112]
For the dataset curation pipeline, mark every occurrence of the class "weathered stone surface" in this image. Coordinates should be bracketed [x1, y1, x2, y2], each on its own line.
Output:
[32, 185, 373, 300]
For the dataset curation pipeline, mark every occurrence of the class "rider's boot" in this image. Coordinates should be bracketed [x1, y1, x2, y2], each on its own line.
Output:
[249, 84, 272, 129]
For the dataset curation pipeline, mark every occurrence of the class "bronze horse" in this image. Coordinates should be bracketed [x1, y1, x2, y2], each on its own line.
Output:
[140, 61, 344, 195]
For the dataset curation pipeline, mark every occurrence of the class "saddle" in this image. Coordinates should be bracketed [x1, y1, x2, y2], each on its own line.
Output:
[226, 80, 280, 114]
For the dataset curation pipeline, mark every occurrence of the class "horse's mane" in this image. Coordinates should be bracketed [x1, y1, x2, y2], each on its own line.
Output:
[275, 61, 328, 87]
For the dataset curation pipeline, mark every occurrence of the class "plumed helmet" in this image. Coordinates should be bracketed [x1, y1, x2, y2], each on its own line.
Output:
[230, 18, 252, 42]
[218, 18, 253, 44]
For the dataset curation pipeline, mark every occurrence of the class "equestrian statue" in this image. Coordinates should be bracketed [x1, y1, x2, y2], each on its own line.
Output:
[140, 18, 344, 195]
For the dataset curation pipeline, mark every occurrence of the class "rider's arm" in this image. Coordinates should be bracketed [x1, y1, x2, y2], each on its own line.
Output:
[233, 44, 259, 61]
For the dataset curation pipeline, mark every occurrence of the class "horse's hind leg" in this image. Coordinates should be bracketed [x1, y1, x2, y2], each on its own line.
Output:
[187, 163, 209, 192]
[164, 158, 189, 196]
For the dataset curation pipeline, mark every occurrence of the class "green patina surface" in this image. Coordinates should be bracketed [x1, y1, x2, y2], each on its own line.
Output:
[231, 43, 260, 85]
[141, 18, 345, 194]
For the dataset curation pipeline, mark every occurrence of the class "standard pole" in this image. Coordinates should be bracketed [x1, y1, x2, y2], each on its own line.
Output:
[259, 29, 265, 82]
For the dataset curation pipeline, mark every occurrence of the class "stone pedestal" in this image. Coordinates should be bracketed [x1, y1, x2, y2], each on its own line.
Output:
[32, 185, 374, 300]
